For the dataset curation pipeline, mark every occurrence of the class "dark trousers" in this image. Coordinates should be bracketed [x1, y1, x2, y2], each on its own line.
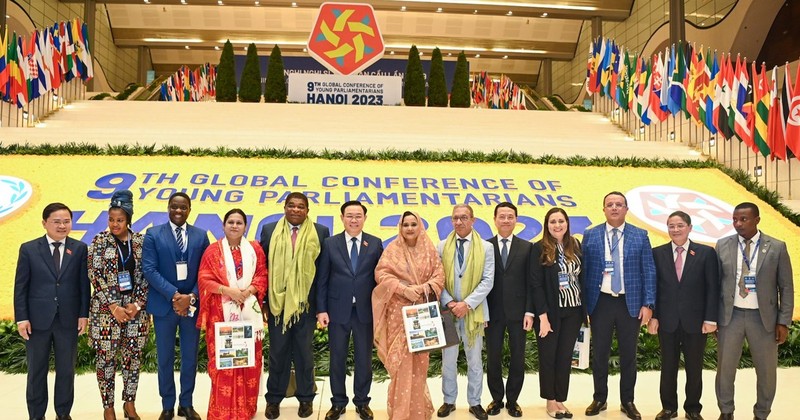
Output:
[26, 313, 78, 419]
[153, 311, 200, 410]
[485, 318, 526, 404]
[590, 293, 641, 403]
[658, 322, 707, 413]
[266, 310, 316, 403]
[328, 306, 373, 406]
[537, 306, 583, 401]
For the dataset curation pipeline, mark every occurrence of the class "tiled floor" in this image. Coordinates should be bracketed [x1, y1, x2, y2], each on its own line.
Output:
[2, 367, 798, 419]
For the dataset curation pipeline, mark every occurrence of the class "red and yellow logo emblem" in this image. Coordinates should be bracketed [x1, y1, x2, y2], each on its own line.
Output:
[307, 3, 385, 75]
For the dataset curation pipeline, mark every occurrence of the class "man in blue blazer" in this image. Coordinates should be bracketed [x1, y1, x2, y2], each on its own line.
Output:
[582, 191, 656, 420]
[143, 193, 210, 420]
[14, 202, 90, 420]
[316, 201, 384, 420]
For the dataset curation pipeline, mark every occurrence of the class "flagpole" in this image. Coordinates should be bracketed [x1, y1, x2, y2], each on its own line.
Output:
[789, 159, 792, 199]
[738, 141, 742, 171]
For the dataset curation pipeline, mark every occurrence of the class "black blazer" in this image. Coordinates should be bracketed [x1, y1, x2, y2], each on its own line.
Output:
[653, 241, 719, 333]
[259, 220, 330, 312]
[530, 240, 586, 328]
[14, 236, 90, 329]
[316, 232, 384, 324]
[486, 235, 535, 322]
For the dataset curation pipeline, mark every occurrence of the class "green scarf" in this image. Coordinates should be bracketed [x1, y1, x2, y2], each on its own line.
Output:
[442, 230, 486, 346]
[268, 217, 321, 331]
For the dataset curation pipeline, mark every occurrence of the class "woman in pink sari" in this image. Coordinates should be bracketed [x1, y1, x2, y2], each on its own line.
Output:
[197, 209, 268, 420]
[373, 211, 445, 419]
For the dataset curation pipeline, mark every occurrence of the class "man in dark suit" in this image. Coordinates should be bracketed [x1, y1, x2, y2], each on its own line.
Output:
[647, 211, 719, 420]
[484, 202, 534, 418]
[260, 192, 330, 419]
[143, 192, 210, 420]
[14, 202, 90, 420]
[715, 202, 793, 420]
[582, 191, 656, 420]
[316, 201, 384, 420]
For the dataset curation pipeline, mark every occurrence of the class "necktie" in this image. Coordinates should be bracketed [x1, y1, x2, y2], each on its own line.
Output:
[350, 237, 359, 272]
[738, 239, 751, 298]
[52, 242, 62, 277]
[500, 238, 509, 268]
[175, 225, 186, 253]
[291, 226, 299, 252]
[611, 228, 622, 294]
[457, 238, 466, 268]
[675, 246, 684, 282]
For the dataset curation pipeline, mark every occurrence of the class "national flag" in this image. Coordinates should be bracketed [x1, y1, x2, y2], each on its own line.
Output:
[716, 54, 735, 139]
[787, 63, 800, 156]
[14, 34, 29, 108]
[754, 63, 771, 157]
[766, 65, 787, 160]
[660, 47, 672, 111]
[616, 50, 631, 111]
[649, 52, 669, 122]
[636, 57, 652, 125]
[668, 42, 687, 115]
[686, 45, 705, 124]
[0, 27, 8, 97]
[80, 21, 94, 80]
[704, 52, 719, 134]
[733, 56, 752, 147]
[680, 42, 694, 118]
[586, 38, 597, 95]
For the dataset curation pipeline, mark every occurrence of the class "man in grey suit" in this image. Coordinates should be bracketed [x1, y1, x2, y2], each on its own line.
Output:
[715, 202, 794, 420]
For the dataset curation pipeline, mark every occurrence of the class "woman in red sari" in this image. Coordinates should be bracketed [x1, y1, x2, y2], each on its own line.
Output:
[197, 208, 268, 420]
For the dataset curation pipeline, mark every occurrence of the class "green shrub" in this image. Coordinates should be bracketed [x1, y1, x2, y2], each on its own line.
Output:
[216, 40, 237, 102]
[449, 51, 471, 108]
[264, 45, 287, 103]
[238, 43, 263, 103]
[427, 48, 447, 107]
[403, 45, 426, 106]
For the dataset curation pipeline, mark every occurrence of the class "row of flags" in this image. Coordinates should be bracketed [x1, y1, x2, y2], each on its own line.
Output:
[0, 18, 94, 109]
[471, 71, 527, 110]
[586, 36, 800, 160]
[159, 64, 217, 102]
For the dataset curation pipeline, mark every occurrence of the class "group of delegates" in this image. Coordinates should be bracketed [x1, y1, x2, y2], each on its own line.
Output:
[11, 189, 794, 420]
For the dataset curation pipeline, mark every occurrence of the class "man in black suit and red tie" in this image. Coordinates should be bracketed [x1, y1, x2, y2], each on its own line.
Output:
[316, 201, 384, 420]
[14, 202, 90, 420]
[647, 211, 719, 420]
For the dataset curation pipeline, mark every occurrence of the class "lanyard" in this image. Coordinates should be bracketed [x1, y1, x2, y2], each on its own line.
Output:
[605, 228, 624, 255]
[739, 238, 760, 272]
[116, 233, 133, 267]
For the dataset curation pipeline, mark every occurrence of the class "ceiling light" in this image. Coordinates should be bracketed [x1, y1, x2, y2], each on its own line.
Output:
[541, 12, 548, 17]
[436, 7, 442, 12]
[217, 0, 223, 5]
[255, 0, 260, 5]
[419, 51, 423, 56]
[491, 47, 546, 54]
[390, 51, 395, 55]
[401, 6, 406, 11]
[224, 39, 307, 46]
[143, 0, 149, 3]
[473, 9, 477, 14]
[303, 47, 307, 52]
[291, 2, 297, 7]
[506, 11, 513, 16]
[502, 55, 508, 59]
[394, 1, 595, 12]
[214, 46, 220, 50]
[181, 0, 187, 4]
[185, 45, 190, 49]
[475, 53, 480, 58]
[447, 52, 452, 56]
[143, 38, 203, 43]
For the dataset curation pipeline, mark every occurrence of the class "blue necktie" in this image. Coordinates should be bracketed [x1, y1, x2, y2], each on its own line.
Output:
[175, 225, 186, 253]
[350, 237, 359, 272]
[457, 238, 466, 268]
[611, 228, 622, 294]
[501, 238, 509, 268]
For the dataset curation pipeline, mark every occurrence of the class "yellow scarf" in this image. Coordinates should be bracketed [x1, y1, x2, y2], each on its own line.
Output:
[268, 217, 321, 331]
[442, 230, 486, 346]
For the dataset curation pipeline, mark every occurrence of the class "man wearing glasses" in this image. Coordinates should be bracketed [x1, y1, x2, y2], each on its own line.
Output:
[581, 191, 656, 420]
[436, 204, 495, 420]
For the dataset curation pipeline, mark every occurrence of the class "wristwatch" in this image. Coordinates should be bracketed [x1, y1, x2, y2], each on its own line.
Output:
[189, 294, 197, 305]
[644, 304, 655, 310]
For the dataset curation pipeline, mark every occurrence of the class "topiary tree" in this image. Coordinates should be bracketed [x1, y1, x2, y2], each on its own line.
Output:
[264, 45, 287, 103]
[238, 43, 262, 102]
[403, 45, 426, 106]
[427, 47, 448, 107]
[215, 40, 237, 102]
[450, 51, 471, 108]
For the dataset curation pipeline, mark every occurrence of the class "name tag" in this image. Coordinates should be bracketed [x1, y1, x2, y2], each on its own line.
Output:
[118, 270, 133, 292]
[558, 272, 570, 289]
[744, 275, 757, 293]
[176, 262, 188, 281]
[604, 260, 615, 274]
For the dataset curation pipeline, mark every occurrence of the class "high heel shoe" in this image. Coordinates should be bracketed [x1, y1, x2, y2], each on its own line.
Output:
[122, 402, 140, 420]
[103, 407, 117, 420]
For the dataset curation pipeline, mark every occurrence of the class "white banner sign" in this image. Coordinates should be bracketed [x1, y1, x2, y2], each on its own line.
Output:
[288, 73, 402, 105]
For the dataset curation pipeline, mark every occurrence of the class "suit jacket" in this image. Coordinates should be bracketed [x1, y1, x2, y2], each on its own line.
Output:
[259, 220, 330, 312]
[530, 240, 586, 327]
[486, 235, 535, 322]
[716, 232, 794, 331]
[316, 232, 384, 324]
[142, 222, 210, 317]
[652, 241, 719, 334]
[14, 236, 90, 329]
[581, 222, 656, 317]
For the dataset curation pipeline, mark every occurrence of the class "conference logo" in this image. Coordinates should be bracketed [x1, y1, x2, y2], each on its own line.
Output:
[307, 3, 385, 75]
[0, 175, 33, 221]
[626, 185, 736, 243]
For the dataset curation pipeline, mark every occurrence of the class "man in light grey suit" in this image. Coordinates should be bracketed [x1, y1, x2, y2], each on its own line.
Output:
[715, 202, 794, 420]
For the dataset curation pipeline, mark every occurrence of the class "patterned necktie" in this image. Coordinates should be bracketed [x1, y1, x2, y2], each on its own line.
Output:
[291, 226, 299, 252]
[350, 237, 359, 272]
[675, 246, 684, 281]
[52, 242, 62, 276]
[500, 238, 509, 268]
[457, 238, 466, 268]
[611, 228, 622, 294]
[175, 225, 186, 253]
[738, 239, 752, 298]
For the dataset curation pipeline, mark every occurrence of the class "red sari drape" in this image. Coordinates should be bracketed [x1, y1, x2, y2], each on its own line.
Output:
[197, 240, 268, 420]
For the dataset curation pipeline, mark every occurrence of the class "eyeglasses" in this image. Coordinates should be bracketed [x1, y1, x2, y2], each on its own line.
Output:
[48, 219, 71, 226]
[451, 215, 472, 222]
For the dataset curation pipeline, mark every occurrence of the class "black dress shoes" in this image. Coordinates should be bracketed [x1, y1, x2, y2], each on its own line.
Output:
[177, 406, 201, 420]
[355, 404, 374, 420]
[56, 416, 73, 420]
[298, 401, 314, 418]
[469, 405, 489, 420]
[686, 413, 704, 420]
[620, 402, 642, 420]
[325, 405, 346, 420]
[656, 409, 678, 420]
[717, 414, 733, 420]
[506, 402, 522, 418]
[264, 403, 280, 419]
[158, 409, 175, 420]
[585, 400, 608, 416]
[486, 400, 503, 416]
[437, 403, 456, 417]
